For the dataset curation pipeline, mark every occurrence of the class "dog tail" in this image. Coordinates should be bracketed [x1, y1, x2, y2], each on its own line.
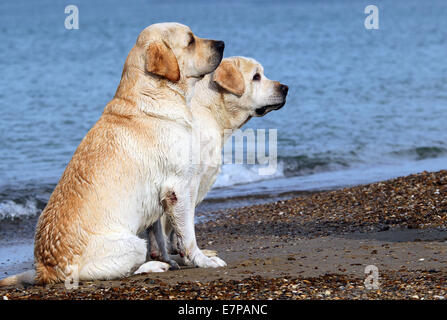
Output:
[0, 270, 35, 287]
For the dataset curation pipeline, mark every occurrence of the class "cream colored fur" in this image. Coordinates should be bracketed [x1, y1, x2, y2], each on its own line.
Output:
[0, 22, 225, 287]
[153, 57, 288, 264]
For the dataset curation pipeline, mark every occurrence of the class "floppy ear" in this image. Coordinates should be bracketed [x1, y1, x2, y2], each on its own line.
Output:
[146, 41, 180, 82]
[213, 60, 245, 96]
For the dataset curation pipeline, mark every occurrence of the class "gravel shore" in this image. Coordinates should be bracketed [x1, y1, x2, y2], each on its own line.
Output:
[1, 170, 446, 300]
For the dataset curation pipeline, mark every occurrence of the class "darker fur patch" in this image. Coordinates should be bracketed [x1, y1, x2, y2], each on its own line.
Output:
[168, 191, 177, 204]
[150, 251, 159, 260]
[161, 190, 177, 210]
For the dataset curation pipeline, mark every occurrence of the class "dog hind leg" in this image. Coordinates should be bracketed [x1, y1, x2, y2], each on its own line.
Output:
[78, 234, 149, 281]
[147, 224, 160, 260]
[151, 219, 180, 270]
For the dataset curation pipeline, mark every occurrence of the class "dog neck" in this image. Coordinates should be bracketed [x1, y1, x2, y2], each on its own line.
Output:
[192, 74, 252, 141]
[110, 65, 193, 126]
[170, 76, 202, 106]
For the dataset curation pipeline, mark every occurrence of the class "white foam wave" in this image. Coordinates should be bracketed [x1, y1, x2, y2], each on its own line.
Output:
[213, 162, 285, 189]
[0, 200, 40, 220]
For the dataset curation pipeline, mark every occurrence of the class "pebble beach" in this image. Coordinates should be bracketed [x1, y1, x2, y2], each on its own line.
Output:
[1, 170, 446, 300]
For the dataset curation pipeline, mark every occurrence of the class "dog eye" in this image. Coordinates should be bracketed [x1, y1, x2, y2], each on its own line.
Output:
[252, 73, 261, 81]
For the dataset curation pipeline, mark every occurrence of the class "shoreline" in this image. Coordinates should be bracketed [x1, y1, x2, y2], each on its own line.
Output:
[1, 170, 447, 299]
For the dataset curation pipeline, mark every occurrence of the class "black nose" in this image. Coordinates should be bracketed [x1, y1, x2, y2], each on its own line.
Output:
[279, 84, 289, 96]
[214, 40, 225, 53]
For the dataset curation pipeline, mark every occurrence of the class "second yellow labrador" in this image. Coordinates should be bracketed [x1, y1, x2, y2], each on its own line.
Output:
[0, 22, 224, 286]
[149, 56, 288, 265]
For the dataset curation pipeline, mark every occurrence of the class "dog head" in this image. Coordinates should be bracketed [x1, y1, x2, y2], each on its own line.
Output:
[131, 23, 224, 84]
[212, 57, 288, 120]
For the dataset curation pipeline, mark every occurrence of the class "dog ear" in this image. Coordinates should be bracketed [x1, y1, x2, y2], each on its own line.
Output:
[146, 41, 180, 82]
[213, 60, 245, 96]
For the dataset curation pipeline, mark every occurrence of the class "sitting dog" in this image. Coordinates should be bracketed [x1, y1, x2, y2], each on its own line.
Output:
[0, 22, 224, 286]
[148, 56, 288, 266]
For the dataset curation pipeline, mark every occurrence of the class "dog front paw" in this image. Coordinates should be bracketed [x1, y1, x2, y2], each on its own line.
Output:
[134, 261, 170, 274]
[202, 249, 218, 257]
[167, 259, 180, 270]
[193, 252, 226, 268]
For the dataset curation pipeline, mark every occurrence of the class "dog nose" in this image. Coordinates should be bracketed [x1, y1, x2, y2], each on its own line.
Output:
[279, 84, 289, 96]
[214, 40, 225, 53]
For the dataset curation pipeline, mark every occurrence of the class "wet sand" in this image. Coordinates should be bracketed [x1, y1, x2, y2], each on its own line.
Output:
[1, 170, 447, 299]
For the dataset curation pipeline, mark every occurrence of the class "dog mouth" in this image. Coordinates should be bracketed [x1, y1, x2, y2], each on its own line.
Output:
[189, 74, 205, 80]
[255, 101, 286, 116]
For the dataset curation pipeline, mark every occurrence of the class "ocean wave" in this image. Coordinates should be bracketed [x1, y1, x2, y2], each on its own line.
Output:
[0, 199, 40, 220]
[389, 146, 447, 161]
[212, 154, 353, 189]
[0, 147, 445, 221]
[279, 155, 350, 177]
[213, 162, 285, 188]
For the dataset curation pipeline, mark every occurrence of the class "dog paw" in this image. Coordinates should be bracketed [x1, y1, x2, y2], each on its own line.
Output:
[167, 259, 180, 270]
[202, 249, 218, 257]
[134, 261, 170, 274]
[193, 253, 227, 268]
[208, 256, 227, 268]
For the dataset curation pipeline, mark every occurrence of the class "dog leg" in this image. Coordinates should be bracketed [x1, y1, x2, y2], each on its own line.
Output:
[169, 229, 180, 255]
[164, 219, 217, 262]
[147, 224, 159, 261]
[152, 219, 180, 270]
[79, 233, 150, 280]
[146, 221, 180, 270]
[161, 186, 226, 269]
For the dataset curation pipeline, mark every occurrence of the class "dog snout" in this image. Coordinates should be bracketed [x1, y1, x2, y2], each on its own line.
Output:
[213, 40, 225, 55]
[279, 84, 289, 97]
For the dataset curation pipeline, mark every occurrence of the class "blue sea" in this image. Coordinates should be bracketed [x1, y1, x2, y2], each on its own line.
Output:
[1, 0, 447, 223]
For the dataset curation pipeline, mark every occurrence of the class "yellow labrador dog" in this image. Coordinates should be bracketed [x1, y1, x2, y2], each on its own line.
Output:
[0, 22, 224, 286]
[149, 56, 288, 265]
